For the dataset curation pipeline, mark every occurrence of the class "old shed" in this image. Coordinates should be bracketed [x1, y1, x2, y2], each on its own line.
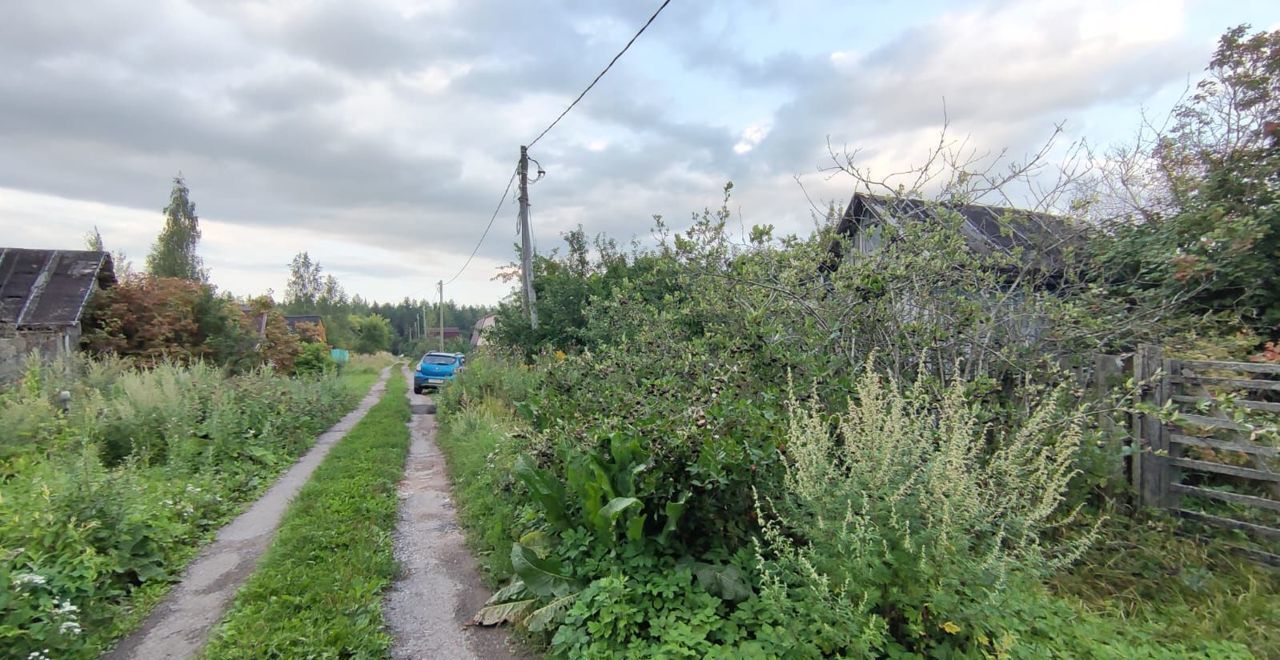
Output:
[0, 248, 116, 381]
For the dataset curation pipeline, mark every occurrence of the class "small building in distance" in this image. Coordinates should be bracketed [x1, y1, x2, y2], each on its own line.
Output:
[0, 248, 116, 381]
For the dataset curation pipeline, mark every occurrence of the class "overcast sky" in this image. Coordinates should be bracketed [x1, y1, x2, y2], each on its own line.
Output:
[2, 0, 1277, 305]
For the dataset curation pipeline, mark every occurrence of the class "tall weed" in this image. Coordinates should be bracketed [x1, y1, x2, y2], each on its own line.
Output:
[751, 366, 1247, 657]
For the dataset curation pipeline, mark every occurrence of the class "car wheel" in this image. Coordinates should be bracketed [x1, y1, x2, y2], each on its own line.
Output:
[413, 386, 422, 395]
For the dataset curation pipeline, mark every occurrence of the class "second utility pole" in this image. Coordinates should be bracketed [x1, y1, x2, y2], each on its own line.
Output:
[518, 145, 538, 329]
[437, 280, 445, 351]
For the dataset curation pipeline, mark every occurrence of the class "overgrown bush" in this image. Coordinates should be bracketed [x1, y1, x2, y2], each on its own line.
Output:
[0, 356, 357, 658]
[293, 342, 336, 377]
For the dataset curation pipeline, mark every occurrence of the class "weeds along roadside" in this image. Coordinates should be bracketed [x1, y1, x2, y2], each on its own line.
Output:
[0, 354, 370, 659]
[435, 351, 1265, 658]
[201, 371, 409, 658]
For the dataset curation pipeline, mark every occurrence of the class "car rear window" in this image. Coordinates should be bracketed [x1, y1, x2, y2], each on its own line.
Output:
[421, 355, 456, 365]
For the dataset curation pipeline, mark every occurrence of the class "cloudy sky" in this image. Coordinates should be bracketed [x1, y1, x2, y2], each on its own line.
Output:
[2, 0, 1277, 305]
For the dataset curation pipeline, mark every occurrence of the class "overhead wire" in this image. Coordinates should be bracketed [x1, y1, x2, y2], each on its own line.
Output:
[526, 0, 673, 148]
[441, 164, 519, 287]
[437, 0, 672, 295]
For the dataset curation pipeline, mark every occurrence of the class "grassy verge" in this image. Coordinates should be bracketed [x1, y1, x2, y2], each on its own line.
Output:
[434, 396, 527, 582]
[203, 373, 410, 658]
[340, 368, 381, 400]
[1052, 512, 1280, 658]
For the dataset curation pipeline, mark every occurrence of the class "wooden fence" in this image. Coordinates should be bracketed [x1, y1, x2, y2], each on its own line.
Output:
[1131, 345, 1280, 547]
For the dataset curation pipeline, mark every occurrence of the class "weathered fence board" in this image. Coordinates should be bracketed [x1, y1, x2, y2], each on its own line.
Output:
[1167, 375, 1280, 392]
[1132, 345, 1279, 547]
[1168, 457, 1280, 483]
[1168, 433, 1278, 458]
[1170, 483, 1280, 513]
[1176, 509, 1280, 541]
[1173, 359, 1280, 375]
[1170, 395, 1280, 413]
[1176, 413, 1251, 431]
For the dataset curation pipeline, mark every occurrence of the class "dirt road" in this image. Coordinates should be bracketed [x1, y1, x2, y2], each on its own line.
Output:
[384, 367, 528, 659]
[105, 367, 392, 660]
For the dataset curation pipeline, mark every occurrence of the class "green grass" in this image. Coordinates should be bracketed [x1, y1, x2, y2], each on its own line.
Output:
[202, 373, 410, 658]
[433, 397, 527, 582]
[1051, 511, 1280, 658]
[340, 368, 381, 400]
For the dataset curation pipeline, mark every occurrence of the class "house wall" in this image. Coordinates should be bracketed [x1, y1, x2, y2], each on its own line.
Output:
[0, 327, 78, 383]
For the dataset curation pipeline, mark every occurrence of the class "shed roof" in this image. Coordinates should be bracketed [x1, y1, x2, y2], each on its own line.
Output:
[833, 193, 1079, 273]
[0, 248, 115, 329]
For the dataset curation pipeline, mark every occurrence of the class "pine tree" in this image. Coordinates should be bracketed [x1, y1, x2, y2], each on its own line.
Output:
[146, 175, 205, 280]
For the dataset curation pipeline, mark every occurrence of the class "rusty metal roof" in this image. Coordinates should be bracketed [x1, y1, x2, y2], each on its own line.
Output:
[0, 248, 115, 329]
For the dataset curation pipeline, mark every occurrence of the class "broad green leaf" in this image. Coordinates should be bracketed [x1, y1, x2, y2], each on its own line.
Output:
[518, 530, 552, 558]
[659, 492, 691, 543]
[514, 454, 566, 525]
[511, 543, 577, 597]
[599, 496, 640, 521]
[626, 512, 646, 543]
[693, 562, 752, 602]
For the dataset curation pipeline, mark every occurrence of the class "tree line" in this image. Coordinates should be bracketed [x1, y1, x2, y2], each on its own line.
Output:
[81, 177, 493, 371]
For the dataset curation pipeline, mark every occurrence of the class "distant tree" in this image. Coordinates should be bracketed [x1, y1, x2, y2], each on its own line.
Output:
[319, 274, 347, 306]
[146, 175, 205, 281]
[349, 313, 392, 354]
[284, 252, 324, 308]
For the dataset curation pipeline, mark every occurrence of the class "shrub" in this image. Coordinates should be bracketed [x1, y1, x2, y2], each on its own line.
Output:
[293, 342, 336, 377]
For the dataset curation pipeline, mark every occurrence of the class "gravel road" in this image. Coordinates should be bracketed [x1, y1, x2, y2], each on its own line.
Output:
[384, 367, 529, 660]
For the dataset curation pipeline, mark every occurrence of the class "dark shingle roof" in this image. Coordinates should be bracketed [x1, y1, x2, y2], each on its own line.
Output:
[833, 193, 1079, 274]
[0, 248, 115, 329]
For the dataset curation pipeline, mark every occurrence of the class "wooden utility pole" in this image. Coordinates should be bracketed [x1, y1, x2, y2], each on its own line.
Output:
[421, 306, 427, 350]
[438, 280, 445, 351]
[518, 146, 538, 329]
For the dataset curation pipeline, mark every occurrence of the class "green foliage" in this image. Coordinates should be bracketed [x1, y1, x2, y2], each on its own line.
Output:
[750, 366, 1103, 656]
[145, 175, 204, 281]
[204, 374, 409, 658]
[0, 357, 359, 658]
[435, 29, 1280, 655]
[293, 341, 336, 377]
[434, 392, 531, 581]
[348, 313, 392, 355]
[1095, 25, 1280, 336]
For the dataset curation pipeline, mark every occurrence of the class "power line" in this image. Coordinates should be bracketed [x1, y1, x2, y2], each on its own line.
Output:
[441, 165, 519, 287]
[527, 0, 673, 148]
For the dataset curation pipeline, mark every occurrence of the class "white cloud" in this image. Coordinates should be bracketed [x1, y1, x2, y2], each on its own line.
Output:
[2, 0, 1270, 306]
[733, 124, 770, 154]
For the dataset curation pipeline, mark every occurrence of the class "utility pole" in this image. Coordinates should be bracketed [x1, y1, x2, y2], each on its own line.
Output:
[421, 305, 427, 351]
[518, 145, 538, 329]
[438, 280, 445, 351]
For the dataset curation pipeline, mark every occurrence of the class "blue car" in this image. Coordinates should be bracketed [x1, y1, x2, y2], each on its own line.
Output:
[414, 352, 464, 394]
